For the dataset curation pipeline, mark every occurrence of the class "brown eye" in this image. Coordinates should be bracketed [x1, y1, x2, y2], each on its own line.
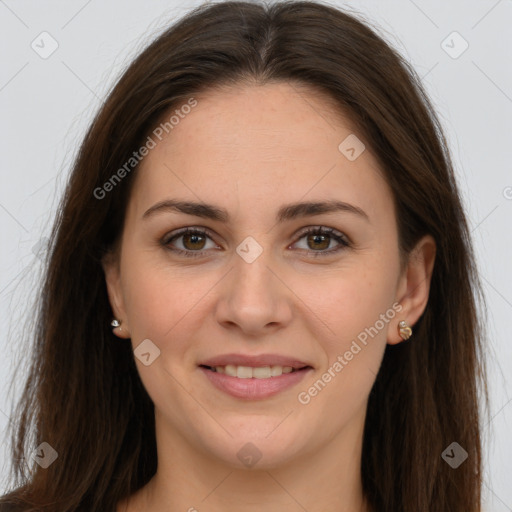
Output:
[162, 228, 218, 256]
[306, 233, 331, 250]
[182, 232, 207, 250]
[292, 226, 350, 256]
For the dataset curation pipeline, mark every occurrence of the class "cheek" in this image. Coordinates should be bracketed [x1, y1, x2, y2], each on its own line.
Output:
[294, 259, 397, 430]
[307, 251, 399, 364]
[120, 255, 216, 356]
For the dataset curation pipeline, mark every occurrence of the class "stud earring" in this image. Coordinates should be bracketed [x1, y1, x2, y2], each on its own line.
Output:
[398, 320, 412, 340]
[111, 319, 121, 328]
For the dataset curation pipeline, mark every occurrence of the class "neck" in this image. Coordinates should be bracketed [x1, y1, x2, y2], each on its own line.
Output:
[121, 406, 370, 512]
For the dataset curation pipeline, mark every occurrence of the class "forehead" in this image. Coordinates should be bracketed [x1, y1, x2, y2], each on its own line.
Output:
[156, 82, 358, 164]
[129, 82, 394, 225]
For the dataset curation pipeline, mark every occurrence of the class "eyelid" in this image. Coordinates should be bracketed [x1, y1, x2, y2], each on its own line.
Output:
[161, 225, 351, 257]
[161, 226, 219, 246]
[292, 225, 350, 244]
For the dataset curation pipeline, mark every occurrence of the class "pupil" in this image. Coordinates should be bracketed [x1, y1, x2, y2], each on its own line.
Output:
[308, 234, 329, 250]
[184, 233, 205, 250]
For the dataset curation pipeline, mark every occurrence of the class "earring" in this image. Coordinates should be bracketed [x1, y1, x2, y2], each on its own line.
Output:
[398, 320, 412, 340]
[111, 319, 121, 328]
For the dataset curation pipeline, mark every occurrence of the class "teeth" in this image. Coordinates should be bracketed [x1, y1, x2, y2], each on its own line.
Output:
[252, 366, 271, 379]
[224, 364, 237, 377]
[270, 366, 282, 377]
[213, 365, 297, 378]
[237, 366, 253, 379]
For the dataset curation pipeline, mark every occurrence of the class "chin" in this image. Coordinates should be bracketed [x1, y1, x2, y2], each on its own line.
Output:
[198, 421, 309, 470]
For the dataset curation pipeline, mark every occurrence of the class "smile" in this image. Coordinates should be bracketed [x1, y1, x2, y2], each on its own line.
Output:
[199, 364, 313, 400]
[202, 364, 304, 378]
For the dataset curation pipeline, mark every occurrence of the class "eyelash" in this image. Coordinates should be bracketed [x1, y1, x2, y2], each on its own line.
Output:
[161, 226, 351, 258]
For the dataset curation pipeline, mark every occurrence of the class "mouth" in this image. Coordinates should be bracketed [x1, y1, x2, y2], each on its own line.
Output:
[198, 363, 313, 400]
[199, 364, 311, 378]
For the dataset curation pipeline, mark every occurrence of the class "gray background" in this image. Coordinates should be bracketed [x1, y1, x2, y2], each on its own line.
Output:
[0, 0, 511, 509]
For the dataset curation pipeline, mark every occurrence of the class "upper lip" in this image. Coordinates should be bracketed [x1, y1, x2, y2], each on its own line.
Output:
[199, 353, 312, 369]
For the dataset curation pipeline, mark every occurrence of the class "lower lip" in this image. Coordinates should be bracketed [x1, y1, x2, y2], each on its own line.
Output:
[199, 366, 312, 400]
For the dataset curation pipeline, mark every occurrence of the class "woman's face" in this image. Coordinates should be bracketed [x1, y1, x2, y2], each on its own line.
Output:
[104, 82, 434, 469]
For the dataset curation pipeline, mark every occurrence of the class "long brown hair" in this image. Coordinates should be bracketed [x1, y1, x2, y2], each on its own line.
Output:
[0, 1, 487, 510]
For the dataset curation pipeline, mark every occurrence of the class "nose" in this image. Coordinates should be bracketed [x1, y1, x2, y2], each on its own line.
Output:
[214, 251, 293, 337]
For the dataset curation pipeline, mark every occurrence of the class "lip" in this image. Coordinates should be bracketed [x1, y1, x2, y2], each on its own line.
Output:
[199, 353, 312, 369]
[199, 365, 313, 400]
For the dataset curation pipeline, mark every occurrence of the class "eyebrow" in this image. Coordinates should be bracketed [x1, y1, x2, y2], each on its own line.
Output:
[142, 199, 369, 223]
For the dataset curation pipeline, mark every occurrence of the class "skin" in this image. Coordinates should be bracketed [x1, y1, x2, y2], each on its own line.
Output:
[104, 81, 436, 512]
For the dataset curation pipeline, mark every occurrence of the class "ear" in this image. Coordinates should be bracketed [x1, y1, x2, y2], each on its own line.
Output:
[388, 234, 436, 345]
[102, 251, 131, 339]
